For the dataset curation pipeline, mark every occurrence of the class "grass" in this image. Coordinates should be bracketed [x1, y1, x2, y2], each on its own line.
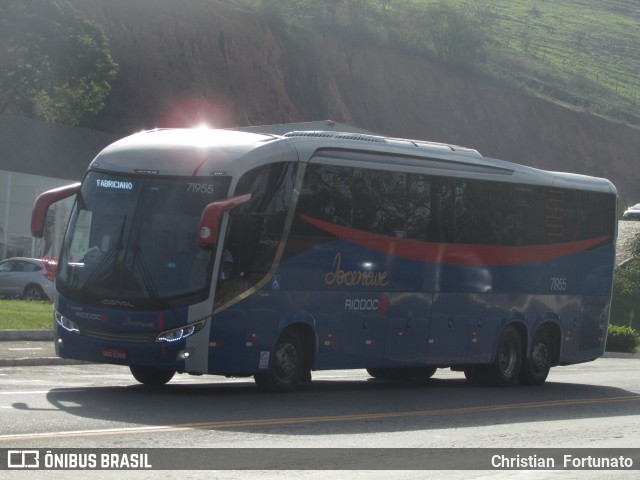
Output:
[450, 0, 640, 122]
[399, 0, 639, 115]
[235, 0, 640, 125]
[0, 299, 53, 330]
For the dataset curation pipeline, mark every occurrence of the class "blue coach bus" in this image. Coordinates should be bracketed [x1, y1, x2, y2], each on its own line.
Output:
[32, 129, 617, 391]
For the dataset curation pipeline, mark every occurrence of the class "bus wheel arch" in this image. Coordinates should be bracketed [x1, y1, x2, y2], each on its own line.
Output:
[254, 323, 314, 392]
[519, 321, 561, 386]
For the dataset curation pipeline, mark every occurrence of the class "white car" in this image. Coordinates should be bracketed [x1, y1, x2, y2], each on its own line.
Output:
[622, 203, 640, 221]
[0, 257, 56, 301]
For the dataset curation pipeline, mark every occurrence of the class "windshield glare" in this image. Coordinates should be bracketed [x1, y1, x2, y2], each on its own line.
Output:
[58, 172, 231, 308]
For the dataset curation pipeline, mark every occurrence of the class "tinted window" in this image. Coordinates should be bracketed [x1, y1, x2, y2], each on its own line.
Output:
[215, 162, 297, 307]
[292, 163, 615, 247]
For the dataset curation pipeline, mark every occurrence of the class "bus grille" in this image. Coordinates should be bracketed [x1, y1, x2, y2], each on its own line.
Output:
[81, 327, 157, 344]
[580, 303, 604, 351]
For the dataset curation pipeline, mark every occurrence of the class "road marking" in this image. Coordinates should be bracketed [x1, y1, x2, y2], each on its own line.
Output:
[8, 348, 44, 351]
[0, 389, 85, 395]
[0, 394, 638, 442]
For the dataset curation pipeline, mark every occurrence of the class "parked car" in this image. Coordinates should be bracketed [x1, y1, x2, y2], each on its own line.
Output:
[623, 203, 640, 221]
[0, 257, 56, 301]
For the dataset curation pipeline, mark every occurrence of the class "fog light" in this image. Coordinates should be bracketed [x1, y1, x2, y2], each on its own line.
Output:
[178, 348, 195, 360]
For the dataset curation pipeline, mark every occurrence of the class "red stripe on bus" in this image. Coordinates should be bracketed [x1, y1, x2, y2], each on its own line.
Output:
[192, 158, 207, 176]
[301, 215, 609, 266]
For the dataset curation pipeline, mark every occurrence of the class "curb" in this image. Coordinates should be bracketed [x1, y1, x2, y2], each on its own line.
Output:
[0, 330, 93, 367]
[0, 358, 91, 367]
[0, 329, 54, 341]
[603, 351, 639, 359]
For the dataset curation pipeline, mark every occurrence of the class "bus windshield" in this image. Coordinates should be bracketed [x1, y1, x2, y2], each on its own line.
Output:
[57, 171, 231, 309]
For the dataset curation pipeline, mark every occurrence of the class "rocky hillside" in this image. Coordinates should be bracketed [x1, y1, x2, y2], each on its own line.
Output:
[72, 0, 640, 203]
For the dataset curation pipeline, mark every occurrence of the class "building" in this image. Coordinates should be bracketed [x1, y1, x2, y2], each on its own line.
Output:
[0, 113, 119, 260]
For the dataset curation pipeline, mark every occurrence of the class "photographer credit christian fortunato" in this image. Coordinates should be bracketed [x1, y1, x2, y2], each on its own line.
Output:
[491, 453, 634, 469]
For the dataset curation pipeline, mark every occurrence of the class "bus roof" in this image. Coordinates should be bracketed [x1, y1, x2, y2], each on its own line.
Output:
[91, 128, 278, 177]
[89, 128, 616, 194]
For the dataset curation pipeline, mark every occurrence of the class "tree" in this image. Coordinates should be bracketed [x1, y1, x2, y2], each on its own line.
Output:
[611, 233, 640, 331]
[0, 0, 118, 126]
[423, 3, 487, 69]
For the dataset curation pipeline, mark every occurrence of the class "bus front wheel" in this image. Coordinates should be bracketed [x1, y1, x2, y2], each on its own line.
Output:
[254, 329, 307, 393]
[130, 365, 175, 386]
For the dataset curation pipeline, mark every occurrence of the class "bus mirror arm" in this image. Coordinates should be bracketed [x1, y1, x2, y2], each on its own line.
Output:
[31, 183, 81, 238]
[198, 193, 252, 249]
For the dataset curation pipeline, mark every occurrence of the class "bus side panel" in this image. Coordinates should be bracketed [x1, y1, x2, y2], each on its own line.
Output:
[427, 293, 501, 366]
[556, 296, 609, 364]
[208, 306, 251, 375]
[382, 292, 431, 367]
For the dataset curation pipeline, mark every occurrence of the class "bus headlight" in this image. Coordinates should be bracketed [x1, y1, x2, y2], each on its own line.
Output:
[156, 319, 207, 343]
[54, 311, 80, 333]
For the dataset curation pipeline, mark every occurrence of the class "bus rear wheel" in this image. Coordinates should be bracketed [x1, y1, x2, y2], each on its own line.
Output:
[465, 326, 522, 387]
[130, 365, 175, 386]
[488, 326, 522, 386]
[254, 329, 307, 393]
[519, 330, 552, 386]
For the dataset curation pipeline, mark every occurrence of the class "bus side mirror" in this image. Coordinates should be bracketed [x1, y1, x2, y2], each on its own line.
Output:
[198, 193, 251, 248]
[31, 183, 81, 238]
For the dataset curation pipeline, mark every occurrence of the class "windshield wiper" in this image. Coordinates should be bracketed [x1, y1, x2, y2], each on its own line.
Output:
[80, 216, 127, 294]
[131, 246, 159, 301]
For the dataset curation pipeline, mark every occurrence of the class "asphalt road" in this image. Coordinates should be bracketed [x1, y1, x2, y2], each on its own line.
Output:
[0, 357, 638, 479]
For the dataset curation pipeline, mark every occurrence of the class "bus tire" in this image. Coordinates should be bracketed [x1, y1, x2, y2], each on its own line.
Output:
[254, 329, 305, 393]
[130, 365, 175, 386]
[413, 367, 437, 379]
[465, 326, 522, 386]
[366, 367, 393, 379]
[463, 366, 489, 386]
[519, 330, 552, 386]
[489, 326, 522, 386]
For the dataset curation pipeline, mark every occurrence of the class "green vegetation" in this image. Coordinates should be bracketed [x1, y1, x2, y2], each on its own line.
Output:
[606, 324, 639, 353]
[0, 0, 118, 126]
[611, 232, 640, 332]
[236, 0, 640, 126]
[0, 300, 53, 331]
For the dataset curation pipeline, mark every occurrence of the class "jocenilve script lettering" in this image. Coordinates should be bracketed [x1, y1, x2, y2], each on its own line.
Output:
[324, 253, 389, 287]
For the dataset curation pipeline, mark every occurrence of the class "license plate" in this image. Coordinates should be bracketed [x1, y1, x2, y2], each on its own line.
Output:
[101, 347, 128, 360]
